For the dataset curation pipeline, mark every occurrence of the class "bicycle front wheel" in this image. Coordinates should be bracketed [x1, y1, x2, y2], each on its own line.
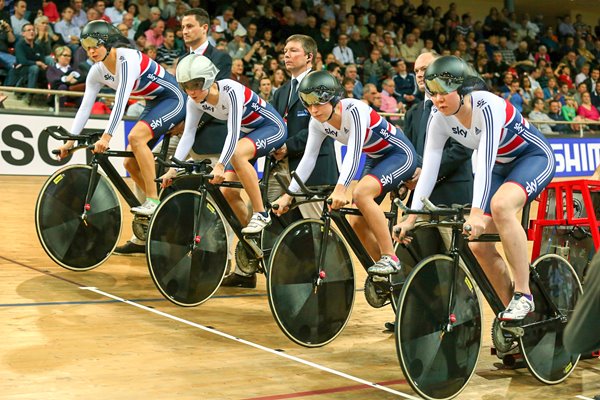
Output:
[396, 254, 482, 400]
[147, 190, 228, 307]
[520, 253, 582, 384]
[35, 165, 122, 271]
[267, 219, 354, 347]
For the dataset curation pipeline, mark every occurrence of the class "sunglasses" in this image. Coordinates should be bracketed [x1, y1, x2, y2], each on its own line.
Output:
[179, 78, 206, 92]
[299, 88, 336, 107]
[424, 75, 462, 96]
[81, 36, 103, 51]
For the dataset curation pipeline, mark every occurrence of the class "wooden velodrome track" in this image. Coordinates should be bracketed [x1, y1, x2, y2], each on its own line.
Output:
[1, 174, 599, 399]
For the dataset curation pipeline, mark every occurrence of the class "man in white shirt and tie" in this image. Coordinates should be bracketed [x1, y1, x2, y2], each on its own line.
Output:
[332, 33, 354, 65]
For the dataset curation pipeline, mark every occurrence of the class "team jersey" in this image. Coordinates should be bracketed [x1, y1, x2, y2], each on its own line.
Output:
[290, 98, 415, 192]
[412, 90, 555, 211]
[71, 47, 184, 136]
[174, 79, 286, 166]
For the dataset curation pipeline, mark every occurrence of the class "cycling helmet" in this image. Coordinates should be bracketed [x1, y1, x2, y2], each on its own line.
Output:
[298, 70, 342, 108]
[424, 55, 486, 96]
[80, 20, 122, 51]
[176, 54, 220, 91]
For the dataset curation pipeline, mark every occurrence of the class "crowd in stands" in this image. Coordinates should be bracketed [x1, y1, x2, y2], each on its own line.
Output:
[1, 0, 600, 132]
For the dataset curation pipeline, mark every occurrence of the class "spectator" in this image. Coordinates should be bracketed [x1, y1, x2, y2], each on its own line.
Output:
[558, 15, 576, 39]
[400, 33, 420, 65]
[342, 76, 355, 98]
[326, 62, 342, 82]
[362, 83, 382, 112]
[548, 99, 573, 133]
[15, 23, 49, 105]
[0, 0, 16, 86]
[344, 63, 363, 99]
[488, 51, 510, 88]
[362, 48, 394, 87]
[502, 78, 528, 113]
[156, 28, 182, 73]
[332, 33, 354, 66]
[574, 81, 588, 105]
[314, 22, 335, 57]
[54, 5, 81, 52]
[144, 19, 165, 48]
[105, 0, 126, 25]
[270, 67, 287, 93]
[10, 0, 28, 37]
[584, 67, 600, 93]
[380, 78, 402, 124]
[135, 7, 161, 40]
[230, 58, 249, 87]
[534, 44, 551, 65]
[528, 97, 554, 134]
[577, 91, 600, 122]
[393, 58, 417, 106]
[71, 0, 87, 28]
[227, 26, 250, 60]
[381, 31, 401, 64]
[119, 13, 136, 41]
[93, 0, 111, 23]
[591, 81, 600, 108]
[46, 45, 85, 108]
[257, 75, 272, 102]
[555, 63, 574, 90]
[42, 0, 60, 23]
[575, 63, 590, 86]
[543, 77, 560, 103]
[34, 16, 59, 66]
[562, 97, 584, 133]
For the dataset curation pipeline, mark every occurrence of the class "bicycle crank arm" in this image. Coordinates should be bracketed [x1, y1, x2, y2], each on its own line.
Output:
[243, 236, 264, 259]
[499, 322, 525, 337]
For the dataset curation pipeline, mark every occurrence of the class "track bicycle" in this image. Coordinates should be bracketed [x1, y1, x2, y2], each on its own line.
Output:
[146, 156, 290, 307]
[394, 198, 582, 400]
[266, 172, 407, 347]
[35, 125, 171, 271]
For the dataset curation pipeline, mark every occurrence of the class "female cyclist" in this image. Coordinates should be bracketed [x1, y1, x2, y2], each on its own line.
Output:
[164, 54, 287, 234]
[57, 20, 187, 216]
[394, 56, 556, 321]
[272, 70, 417, 274]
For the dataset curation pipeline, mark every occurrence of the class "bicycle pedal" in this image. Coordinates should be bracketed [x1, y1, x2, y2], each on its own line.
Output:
[371, 275, 389, 283]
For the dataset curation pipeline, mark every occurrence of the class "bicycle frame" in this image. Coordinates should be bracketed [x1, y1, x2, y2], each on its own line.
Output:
[409, 201, 569, 332]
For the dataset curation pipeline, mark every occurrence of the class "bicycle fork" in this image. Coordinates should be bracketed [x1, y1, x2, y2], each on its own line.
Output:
[81, 161, 102, 226]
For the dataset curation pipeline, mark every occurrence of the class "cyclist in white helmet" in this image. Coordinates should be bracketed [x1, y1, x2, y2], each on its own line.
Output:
[164, 54, 287, 234]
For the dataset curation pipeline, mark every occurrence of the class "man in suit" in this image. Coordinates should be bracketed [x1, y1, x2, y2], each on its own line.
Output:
[223, 34, 339, 288]
[114, 7, 234, 256]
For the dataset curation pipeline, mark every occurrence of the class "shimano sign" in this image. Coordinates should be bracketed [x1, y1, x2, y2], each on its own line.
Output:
[549, 138, 600, 177]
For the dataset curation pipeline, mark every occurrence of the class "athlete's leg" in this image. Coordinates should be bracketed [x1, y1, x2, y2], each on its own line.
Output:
[221, 170, 251, 226]
[128, 121, 158, 199]
[349, 215, 380, 261]
[468, 218, 513, 306]
[491, 182, 530, 295]
[353, 175, 395, 258]
[230, 137, 265, 214]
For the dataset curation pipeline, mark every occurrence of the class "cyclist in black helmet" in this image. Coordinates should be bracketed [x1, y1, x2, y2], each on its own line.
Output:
[273, 70, 418, 275]
[57, 20, 186, 216]
[394, 55, 556, 321]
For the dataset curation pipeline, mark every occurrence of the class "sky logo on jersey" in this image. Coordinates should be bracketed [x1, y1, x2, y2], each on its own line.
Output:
[476, 99, 486, 108]
[150, 118, 163, 129]
[324, 127, 338, 137]
[146, 73, 158, 82]
[255, 138, 267, 150]
[514, 122, 527, 135]
[380, 173, 394, 186]
[452, 126, 467, 137]
[104, 74, 114, 82]
[379, 128, 390, 139]
[525, 179, 538, 196]
[201, 103, 215, 112]
[223, 84, 232, 92]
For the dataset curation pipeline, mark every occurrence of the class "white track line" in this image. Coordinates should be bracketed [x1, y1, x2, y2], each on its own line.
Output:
[575, 396, 594, 400]
[81, 286, 419, 399]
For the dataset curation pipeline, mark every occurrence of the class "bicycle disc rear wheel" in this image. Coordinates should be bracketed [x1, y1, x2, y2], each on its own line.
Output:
[35, 165, 122, 271]
[267, 219, 354, 347]
[147, 190, 228, 307]
[396, 255, 482, 400]
[520, 254, 582, 384]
